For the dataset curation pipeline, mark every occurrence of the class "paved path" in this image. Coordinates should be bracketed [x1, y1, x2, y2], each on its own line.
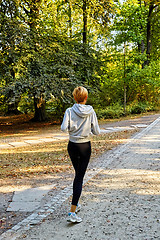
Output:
[0, 115, 160, 240]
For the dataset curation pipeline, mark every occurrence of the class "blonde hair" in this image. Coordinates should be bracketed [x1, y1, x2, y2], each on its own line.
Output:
[73, 86, 88, 103]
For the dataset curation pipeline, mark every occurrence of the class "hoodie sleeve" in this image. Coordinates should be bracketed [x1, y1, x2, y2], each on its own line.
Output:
[91, 111, 100, 135]
[61, 109, 70, 132]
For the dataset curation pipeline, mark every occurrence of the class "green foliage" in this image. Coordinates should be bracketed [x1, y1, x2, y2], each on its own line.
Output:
[18, 94, 34, 114]
[46, 98, 71, 122]
[128, 101, 158, 114]
[95, 103, 124, 119]
[111, 0, 159, 61]
[19, 37, 101, 102]
[95, 101, 158, 120]
[0, 0, 103, 119]
[0, 0, 159, 121]
[112, 1, 147, 45]
[0, 95, 6, 114]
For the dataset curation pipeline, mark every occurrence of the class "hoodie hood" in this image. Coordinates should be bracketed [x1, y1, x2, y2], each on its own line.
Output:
[72, 103, 94, 118]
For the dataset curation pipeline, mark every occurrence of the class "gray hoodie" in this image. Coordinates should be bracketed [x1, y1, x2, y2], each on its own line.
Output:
[61, 103, 100, 143]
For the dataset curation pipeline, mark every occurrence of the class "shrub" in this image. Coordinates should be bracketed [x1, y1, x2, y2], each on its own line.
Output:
[18, 94, 34, 114]
[129, 102, 157, 114]
[95, 104, 124, 119]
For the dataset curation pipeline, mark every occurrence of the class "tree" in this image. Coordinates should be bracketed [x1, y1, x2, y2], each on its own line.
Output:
[142, 0, 160, 67]
[106, 0, 160, 112]
[0, 0, 25, 114]
[20, 0, 48, 121]
[112, 0, 159, 65]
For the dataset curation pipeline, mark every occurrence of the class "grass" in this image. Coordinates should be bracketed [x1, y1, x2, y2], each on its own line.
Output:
[0, 129, 137, 179]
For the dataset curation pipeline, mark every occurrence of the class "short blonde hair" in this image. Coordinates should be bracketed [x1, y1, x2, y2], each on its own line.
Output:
[73, 86, 88, 103]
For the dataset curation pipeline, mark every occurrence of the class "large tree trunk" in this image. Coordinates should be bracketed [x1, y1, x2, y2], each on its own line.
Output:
[33, 95, 47, 122]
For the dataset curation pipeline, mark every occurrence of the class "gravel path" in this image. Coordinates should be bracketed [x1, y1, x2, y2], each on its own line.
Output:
[14, 115, 160, 240]
[0, 113, 160, 240]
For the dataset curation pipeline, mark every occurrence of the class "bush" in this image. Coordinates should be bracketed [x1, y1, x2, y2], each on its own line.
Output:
[46, 98, 71, 122]
[95, 104, 124, 119]
[129, 102, 157, 114]
[18, 94, 34, 114]
[95, 101, 159, 120]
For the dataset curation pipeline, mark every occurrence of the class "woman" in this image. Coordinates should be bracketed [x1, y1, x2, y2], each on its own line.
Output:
[61, 86, 100, 223]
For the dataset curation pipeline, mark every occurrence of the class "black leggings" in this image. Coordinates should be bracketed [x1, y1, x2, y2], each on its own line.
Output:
[68, 141, 91, 206]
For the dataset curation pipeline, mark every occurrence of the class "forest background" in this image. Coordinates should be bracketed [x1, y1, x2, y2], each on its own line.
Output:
[0, 0, 160, 122]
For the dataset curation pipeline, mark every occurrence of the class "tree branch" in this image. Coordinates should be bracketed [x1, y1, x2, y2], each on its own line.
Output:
[23, 6, 30, 15]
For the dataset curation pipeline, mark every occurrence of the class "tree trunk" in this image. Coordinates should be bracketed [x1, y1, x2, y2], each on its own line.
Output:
[138, 0, 146, 68]
[33, 95, 47, 122]
[68, 0, 72, 38]
[83, 0, 87, 44]
[143, 3, 154, 67]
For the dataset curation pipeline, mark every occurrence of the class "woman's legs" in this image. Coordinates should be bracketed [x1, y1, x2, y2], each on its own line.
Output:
[68, 141, 91, 212]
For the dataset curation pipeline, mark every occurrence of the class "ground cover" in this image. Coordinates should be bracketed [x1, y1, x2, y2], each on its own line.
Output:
[0, 114, 60, 137]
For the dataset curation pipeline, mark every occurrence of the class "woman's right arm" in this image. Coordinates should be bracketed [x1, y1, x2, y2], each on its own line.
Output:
[61, 109, 70, 132]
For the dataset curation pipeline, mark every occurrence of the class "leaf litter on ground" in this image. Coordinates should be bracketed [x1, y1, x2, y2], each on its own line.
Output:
[0, 129, 137, 179]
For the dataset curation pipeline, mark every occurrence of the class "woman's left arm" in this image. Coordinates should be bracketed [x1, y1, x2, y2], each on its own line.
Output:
[91, 111, 100, 135]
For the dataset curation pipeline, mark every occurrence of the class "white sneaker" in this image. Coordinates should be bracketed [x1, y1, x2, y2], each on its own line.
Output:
[75, 204, 81, 213]
[67, 212, 82, 223]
